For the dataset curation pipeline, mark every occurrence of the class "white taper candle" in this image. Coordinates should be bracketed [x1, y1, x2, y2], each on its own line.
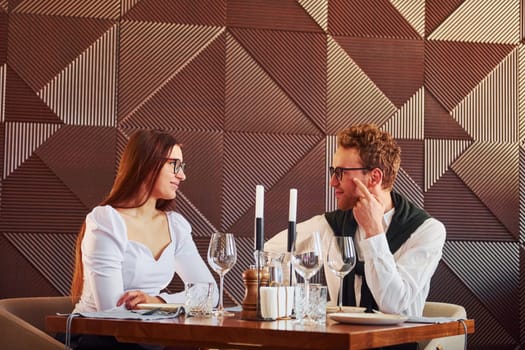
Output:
[288, 188, 297, 222]
[255, 185, 264, 219]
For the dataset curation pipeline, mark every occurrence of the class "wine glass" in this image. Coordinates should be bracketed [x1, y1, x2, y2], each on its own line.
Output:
[207, 232, 237, 317]
[326, 236, 356, 312]
[291, 231, 323, 324]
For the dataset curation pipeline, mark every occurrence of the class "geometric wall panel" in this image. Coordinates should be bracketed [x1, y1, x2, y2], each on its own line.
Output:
[228, 0, 322, 32]
[263, 141, 326, 234]
[35, 126, 117, 209]
[121, 0, 140, 17]
[118, 21, 224, 122]
[226, 236, 255, 305]
[230, 139, 326, 239]
[3, 232, 76, 296]
[173, 191, 218, 239]
[3, 121, 61, 178]
[12, 0, 120, 19]
[0, 234, 59, 297]
[443, 241, 520, 342]
[5, 66, 62, 124]
[389, 0, 425, 38]
[382, 86, 424, 140]
[393, 167, 424, 209]
[426, 170, 515, 241]
[298, 0, 328, 32]
[427, 0, 520, 44]
[424, 89, 472, 140]
[123, 0, 225, 26]
[122, 31, 225, 131]
[226, 33, 318, 134]
[396, 139, 424, 189]
[38, 25, 118, 127]
[425, 40, 516, 112]
[425, 138, 472, 191]
[425, 0, 465, 37]
[452, 141, 519, 238]
[0, 11, 6, 65]
[325, 135, 336, 212]
[327, 36, 396, 133]
[334, 36, 424, 108]
[452, 48, 518, 143]
[0, 64, 4, 122]
[229, 28, 327, 133]
[0, 155, 89, 233]
[520, 44, 525, 144]
[521, 145, 525, 244]
[170, 130, 223, 231]
[223, 132, 323, 231]
[519, 246, 525, 339]
[7, 13, 116, 92]
[429, 262, 518, 348]
[328, 0, 421, 39]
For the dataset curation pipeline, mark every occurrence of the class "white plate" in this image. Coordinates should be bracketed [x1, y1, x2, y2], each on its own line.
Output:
[136, 303, 183, 312]
[329, 312, 408, 325]
[326, 306, 366, 314]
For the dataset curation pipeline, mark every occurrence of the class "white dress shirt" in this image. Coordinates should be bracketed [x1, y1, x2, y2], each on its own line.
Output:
[74, 205, 218, 312]
[264, 209, 446, 316]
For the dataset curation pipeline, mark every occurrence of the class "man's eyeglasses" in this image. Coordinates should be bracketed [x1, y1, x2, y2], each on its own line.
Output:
[165, 158, 186, 174]
[329, 166, 370, 181]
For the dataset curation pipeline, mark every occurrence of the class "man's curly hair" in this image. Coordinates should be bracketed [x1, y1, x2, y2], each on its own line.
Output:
[337, 124, 401, 190]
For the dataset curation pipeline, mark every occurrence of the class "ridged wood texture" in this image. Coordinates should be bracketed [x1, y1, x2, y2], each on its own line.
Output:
[0, 1, 523, 348]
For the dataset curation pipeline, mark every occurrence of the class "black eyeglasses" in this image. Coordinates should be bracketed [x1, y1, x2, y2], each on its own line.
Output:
[329, 166, 370, 181]
[165, 158, 186, 174]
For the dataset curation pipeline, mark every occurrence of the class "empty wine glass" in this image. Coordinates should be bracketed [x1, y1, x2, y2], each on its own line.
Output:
[291, 231, 323, 324]
[207, 232, 237, 317]
[326, 236, 356, 312]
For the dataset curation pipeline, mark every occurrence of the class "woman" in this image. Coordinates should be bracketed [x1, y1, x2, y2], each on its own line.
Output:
[67, 129, 218, 348]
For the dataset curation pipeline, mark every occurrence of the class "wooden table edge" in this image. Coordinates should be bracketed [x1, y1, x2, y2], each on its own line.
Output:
[46, 315, 474, 350]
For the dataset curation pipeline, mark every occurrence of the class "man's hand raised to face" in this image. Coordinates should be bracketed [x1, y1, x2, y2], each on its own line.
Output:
[352, 178, 385, 239]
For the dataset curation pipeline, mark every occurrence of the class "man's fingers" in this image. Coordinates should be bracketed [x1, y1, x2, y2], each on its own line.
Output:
[353, 178, 373, 198]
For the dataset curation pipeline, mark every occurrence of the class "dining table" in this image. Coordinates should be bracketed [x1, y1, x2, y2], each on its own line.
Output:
[46, 310, 475, 350]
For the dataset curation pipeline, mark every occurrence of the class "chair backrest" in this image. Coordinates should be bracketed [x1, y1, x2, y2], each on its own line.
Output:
[0, 296, 73, 350]
[418, 301, 467, 350]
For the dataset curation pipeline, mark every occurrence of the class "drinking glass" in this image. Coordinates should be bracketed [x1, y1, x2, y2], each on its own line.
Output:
[326, 236, 356, 312]
[207, 232, 237, 317]
[291, 231, 323, 324]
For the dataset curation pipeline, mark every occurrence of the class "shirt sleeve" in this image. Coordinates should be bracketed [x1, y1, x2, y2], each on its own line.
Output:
[159, 213, 219, 306]
[360, 218, 446, 315]
[82, 206, 127, 311]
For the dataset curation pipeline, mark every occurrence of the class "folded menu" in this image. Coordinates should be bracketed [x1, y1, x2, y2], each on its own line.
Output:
[406, 315, 464, 324]
[64, 303, 185, 320]
[136, 303, 184, 312]
[76, 308, 182, 320]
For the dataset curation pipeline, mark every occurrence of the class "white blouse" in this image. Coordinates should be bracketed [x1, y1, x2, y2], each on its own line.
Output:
[74, 205, 218, 312]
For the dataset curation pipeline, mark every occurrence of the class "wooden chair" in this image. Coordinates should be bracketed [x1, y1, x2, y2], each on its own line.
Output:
[417, 302, 467, 350]
[0, 296, 73, 350]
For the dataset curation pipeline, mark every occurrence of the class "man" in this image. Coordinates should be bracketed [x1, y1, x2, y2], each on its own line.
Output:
[265, 124, 445, 318]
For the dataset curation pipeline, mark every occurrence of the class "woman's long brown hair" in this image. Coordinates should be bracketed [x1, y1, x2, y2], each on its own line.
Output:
[71, 130, 179, 303]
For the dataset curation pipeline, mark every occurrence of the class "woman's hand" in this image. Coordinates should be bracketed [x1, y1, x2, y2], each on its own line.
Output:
[117, 290, 165, 309]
